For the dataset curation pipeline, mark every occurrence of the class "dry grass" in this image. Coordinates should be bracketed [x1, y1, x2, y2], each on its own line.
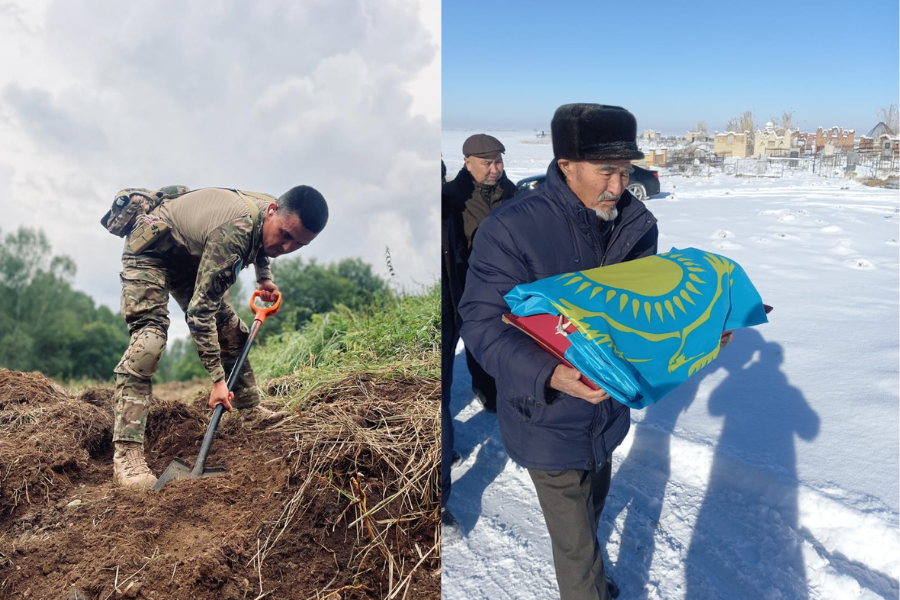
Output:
[861, 177, 900, 187]
[251, 372, 440, 599]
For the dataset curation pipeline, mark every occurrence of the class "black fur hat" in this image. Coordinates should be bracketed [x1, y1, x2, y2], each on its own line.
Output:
[551, 104, 644, 161]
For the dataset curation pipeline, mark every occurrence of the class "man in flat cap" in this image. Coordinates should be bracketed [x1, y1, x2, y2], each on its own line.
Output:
[443, 134, 518, 415]
[441, 136, 518, 543]
[459, 105, 659, 599]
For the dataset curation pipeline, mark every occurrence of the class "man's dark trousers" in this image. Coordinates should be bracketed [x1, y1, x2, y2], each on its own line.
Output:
[528, 459, 613, 600]
[465, 348, 496, 411]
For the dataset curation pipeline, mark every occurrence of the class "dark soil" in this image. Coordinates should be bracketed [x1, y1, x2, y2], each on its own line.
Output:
[0, 369, 440, 600]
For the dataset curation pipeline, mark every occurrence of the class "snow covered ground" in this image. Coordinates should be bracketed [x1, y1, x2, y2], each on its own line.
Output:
[441, 130, 900, 599]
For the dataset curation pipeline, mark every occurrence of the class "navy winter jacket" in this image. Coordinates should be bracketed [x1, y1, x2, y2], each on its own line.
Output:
[459, 160, 658, 471]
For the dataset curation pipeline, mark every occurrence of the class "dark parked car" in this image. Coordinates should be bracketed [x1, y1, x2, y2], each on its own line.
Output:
[516, 164, 661, 200]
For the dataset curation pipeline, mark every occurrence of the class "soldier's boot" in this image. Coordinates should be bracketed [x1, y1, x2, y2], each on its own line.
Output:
[113, 441, 158, 490]
[237, 404, 295, 429]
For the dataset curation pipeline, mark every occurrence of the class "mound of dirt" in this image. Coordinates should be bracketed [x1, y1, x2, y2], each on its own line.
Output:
[0, 370, 112, 515]
[0, 370, 440, 600]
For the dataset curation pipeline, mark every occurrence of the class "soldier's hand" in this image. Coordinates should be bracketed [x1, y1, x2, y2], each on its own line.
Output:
[549, 364, 610, 404]
[209, 379, 234, 411]
[257, 279, 279, 303]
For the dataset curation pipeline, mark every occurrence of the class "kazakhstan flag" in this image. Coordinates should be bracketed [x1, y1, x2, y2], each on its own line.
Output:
[504, 247, 768, 409]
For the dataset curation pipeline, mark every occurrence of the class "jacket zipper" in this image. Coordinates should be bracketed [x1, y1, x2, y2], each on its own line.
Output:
[589, 402, 601, 470]
[601, 209, 655, 266]
[587, 218, 603, 265]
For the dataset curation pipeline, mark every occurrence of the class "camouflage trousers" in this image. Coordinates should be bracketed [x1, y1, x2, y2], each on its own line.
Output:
[113, 246, 260, 444]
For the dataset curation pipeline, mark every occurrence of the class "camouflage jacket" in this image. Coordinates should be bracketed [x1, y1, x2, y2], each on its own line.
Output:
[157, 188, 273, 381]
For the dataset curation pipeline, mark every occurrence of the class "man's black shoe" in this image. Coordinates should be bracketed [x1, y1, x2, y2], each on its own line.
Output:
[441, 507, 462, 546]
[606, 573, 619, 599]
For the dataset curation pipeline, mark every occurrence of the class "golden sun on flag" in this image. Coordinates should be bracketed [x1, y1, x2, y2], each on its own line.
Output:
[548, 252, 736, 375]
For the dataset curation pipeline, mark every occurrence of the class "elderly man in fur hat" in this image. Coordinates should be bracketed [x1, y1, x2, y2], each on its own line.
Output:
[459, 105, 659, 599]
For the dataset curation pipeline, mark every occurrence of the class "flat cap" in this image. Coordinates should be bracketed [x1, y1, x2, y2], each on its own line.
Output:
[463, 134, 505, 158]
[551, 104, 644, 161]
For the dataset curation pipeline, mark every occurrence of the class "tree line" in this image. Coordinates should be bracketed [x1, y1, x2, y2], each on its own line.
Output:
[0, 227, 129, 380]
[0, 226, 392, 383]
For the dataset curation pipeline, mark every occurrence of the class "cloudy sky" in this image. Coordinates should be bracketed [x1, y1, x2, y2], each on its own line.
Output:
[0, 0, 440, 337]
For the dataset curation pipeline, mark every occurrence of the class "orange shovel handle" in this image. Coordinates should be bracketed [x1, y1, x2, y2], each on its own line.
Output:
[250, 290, 282, 324]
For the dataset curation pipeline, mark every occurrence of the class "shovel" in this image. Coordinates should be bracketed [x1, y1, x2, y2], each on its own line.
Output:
[153, 290, 282, 491]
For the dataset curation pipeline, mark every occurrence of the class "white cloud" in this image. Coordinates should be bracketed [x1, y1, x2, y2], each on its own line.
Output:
[0, 0, 440, 327]
[405, 0, 440, 122]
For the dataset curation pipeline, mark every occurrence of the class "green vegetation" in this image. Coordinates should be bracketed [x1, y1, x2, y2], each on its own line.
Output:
[256, 256, 390, 342]
[155, 256, 396, 383]
[155, 337, 207, 383]
[252, 283, 439, 406]
[0, 225, 436, 392]
[0, 227, 129, 380]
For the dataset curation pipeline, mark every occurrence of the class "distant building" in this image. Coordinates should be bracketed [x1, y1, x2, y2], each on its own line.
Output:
[865, 121, 895, 138]
[860, 122, 898, 157]
[815, 126, 854, 153]
[754, 122, 798, 157]
[859, 135, 899, 157]
[642, 129, 659, 142]
[686, 131, 710, 144]
[632, 148, 667, 168]
[796, 132, 816, 154]
[713, 130, 752, 158]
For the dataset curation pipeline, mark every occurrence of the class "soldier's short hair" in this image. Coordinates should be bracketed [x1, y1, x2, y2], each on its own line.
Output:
[278, 185, 329, 233]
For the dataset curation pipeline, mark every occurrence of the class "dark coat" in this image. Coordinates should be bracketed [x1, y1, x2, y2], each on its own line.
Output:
[441, 167, 518, 312]
[458, 160, 658, 471]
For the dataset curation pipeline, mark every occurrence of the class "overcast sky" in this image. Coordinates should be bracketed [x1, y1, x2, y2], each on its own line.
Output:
[443, 0, 898, 135]
[0, 0, 440, 338]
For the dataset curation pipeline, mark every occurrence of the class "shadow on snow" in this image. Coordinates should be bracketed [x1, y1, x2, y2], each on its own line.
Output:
[604, 328, 822, 599]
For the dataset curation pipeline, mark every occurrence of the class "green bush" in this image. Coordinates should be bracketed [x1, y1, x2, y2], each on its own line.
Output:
[0, 227, 129, 380]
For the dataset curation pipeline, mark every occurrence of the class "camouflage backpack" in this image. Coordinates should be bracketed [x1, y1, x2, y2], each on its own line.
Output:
[100, 185, 191, 237]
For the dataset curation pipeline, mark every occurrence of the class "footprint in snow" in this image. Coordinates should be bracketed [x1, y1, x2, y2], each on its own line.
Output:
[717, 241, 744, 251]
[712, 229, 735, 239]
[886, 239, 898, 245]
[778, 214, 797, 223]
[820, 225, 842, 233]
[844, 258, 875, 270]
[830, 240, 853, 255]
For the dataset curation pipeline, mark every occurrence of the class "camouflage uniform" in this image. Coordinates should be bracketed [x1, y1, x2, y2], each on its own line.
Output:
[113, 188, 273, 444]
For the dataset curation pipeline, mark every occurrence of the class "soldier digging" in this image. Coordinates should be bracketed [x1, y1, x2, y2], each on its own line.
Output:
[107, 185, 328, 489]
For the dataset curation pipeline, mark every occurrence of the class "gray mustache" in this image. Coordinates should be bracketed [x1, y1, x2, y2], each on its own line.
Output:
[598, 192, 620, 201]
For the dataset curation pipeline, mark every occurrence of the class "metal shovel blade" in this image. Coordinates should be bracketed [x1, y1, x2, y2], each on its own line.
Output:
[152, 457, 226, 490]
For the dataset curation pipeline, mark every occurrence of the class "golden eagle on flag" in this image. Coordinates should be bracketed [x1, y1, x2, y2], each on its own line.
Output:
[504, 247, 769, 409]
